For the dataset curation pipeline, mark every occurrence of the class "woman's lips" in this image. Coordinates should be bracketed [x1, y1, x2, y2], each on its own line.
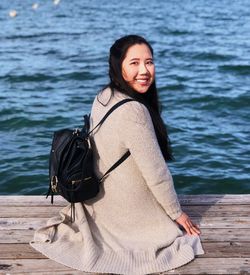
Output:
[136, 79, 150, 85]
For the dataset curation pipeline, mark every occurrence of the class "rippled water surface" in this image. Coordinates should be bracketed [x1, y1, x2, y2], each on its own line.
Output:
[0, 0, 249, 194]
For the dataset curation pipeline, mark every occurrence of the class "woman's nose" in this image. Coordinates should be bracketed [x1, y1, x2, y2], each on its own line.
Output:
[138, 63, 148, 74]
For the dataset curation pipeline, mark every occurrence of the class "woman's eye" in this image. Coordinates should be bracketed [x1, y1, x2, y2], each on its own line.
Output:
[130, 62, 139, 65]
[147, 60, 154, 65]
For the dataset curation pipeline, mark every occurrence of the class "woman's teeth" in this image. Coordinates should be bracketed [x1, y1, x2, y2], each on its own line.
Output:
[136, 79, 148, 83]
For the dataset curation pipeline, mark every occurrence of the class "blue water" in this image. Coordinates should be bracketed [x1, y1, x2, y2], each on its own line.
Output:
[0, 0, 249, 195]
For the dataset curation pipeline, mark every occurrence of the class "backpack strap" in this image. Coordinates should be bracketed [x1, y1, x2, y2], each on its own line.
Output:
[87, 98, 135, 136]
[88, 98, 135, 182]
[99, 150, 131, 182]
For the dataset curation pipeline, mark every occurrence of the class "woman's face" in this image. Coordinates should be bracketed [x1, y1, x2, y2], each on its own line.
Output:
[121, 43, 155, 94]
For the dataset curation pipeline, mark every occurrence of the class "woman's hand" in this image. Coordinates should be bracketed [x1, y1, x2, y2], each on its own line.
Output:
[175, 212, 201, 236]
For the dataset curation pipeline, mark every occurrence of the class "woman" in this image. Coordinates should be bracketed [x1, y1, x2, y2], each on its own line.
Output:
[31, 35, 204, 274]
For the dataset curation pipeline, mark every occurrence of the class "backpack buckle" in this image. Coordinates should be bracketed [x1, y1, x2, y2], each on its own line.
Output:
[73, 128, 81, 135]
[51, 176, 58, 192]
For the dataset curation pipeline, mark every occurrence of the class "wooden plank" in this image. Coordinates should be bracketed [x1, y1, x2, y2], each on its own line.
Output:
[201, 242, 250, 258]
[182, 204, 250, 217]
[1, 194, 250, 206]
[1, 228, 250, 244]
[0, 258, 249, 274]
[0, 243, 46, 259]
[0, 230, 34, 244]
[178, 194, 250, 205]
[0, 196, 68, 207]
[1, 204, 250, 218]
[0, 218, 46, 230]
[197, 216, 250, 228]
[163, 258, 250, 274]
[1, 242, 250, 260]
[0, 206, 63, 218]
[200, 228, 250, 242]
[1, 216, 250, 230]
[0, 259, 91, 274]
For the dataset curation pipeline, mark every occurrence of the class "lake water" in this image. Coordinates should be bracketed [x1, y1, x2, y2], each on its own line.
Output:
[0, 0, 249, 195]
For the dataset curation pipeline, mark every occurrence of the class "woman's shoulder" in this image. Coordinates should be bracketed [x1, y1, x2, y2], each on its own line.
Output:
[95, 87, 113, 104]
[92, 86, 151, 125]
[118, 99, 151, 126]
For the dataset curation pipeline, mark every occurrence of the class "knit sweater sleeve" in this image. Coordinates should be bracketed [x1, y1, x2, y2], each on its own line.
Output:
[117, 101, 182, 220]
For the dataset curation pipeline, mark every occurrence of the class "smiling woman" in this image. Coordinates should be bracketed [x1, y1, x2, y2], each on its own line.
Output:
[107, 35, 174, 162]
[121, 43, 155, 93]
[30, 35, 204, 274]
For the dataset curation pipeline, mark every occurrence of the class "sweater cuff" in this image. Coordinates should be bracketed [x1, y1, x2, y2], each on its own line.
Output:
[169, 209, 183, 221]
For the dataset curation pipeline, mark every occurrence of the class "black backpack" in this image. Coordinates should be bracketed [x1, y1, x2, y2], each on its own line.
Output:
[46, 98, 134, 220]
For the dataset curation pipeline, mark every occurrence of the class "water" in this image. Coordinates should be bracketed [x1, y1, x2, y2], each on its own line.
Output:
[0, 0, 249, 195]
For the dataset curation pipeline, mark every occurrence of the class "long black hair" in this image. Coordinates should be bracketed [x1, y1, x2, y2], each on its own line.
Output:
[99, 35, 174, 161]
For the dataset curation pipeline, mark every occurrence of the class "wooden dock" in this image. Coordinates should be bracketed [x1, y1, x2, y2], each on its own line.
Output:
[0, 195, 249, 274]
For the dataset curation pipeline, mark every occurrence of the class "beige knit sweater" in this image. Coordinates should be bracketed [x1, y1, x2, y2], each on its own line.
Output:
[30, 87, 204, 274]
